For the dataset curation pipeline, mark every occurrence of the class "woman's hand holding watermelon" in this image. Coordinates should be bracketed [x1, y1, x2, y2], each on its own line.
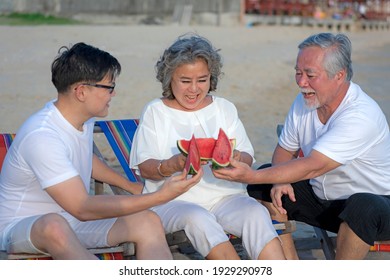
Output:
[232, 150, 241, 161]
[167, 153, 188, 174]
[139, 154, 187, 180]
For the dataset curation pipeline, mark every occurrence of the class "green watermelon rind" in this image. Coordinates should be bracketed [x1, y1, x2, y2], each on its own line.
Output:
[211, 139, 236, 170]
[187, 163, 199, 175]
[211, 160, 230, 170]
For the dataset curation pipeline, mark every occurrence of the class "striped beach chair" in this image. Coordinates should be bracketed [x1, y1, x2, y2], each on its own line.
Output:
[0, 133, 15, 171]
[94, 119, 141, 185]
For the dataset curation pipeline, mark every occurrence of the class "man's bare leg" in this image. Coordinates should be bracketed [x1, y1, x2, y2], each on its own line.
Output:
[336, 222, 370, 260]
[108, 210, 172, 260]
[31, 213, 97, 259]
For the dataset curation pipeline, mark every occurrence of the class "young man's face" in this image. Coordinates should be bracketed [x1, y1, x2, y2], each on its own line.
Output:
[82, 75, 116, 118]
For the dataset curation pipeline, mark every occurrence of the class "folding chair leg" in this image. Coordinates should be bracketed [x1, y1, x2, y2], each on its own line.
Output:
[313, 226, 336, 260]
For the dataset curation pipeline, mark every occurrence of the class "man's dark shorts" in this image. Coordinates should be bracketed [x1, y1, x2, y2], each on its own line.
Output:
[247, 164, 390, 245]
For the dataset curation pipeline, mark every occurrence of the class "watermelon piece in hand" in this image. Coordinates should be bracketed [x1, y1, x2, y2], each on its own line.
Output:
[212, 128, 233, 169]
[177, 137, 235, 161]
[178, 137, 216, 160]
[184, 134, 201, 175]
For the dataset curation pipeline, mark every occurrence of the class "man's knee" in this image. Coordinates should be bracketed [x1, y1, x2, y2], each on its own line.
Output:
[32, 213, 72, 248]
[34, 213, 69, 234]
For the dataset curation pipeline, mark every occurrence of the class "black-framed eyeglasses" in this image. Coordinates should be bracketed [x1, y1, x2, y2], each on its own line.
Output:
[82, 83, 116, 94]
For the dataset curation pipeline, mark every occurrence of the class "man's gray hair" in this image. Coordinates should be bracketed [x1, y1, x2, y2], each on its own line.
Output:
[298, 33, 353, 81]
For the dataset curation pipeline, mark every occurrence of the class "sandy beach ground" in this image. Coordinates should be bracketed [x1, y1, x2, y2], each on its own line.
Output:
[1, 23, 390, 259]
[1, 24, 390, 164]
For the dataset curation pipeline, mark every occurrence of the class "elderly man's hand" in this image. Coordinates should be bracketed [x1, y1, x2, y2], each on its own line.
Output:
[270, 184, 296, 215]
[211, 158, 254, 184]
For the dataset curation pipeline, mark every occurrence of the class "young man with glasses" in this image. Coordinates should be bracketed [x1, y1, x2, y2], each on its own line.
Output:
[0, 42, 202, 259]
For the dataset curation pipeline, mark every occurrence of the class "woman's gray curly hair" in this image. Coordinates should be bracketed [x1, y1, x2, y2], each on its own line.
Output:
[155, 33, 223, 99]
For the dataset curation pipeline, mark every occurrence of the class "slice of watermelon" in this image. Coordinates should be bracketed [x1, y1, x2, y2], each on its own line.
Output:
[212, 128, 233, 169]
[184, 135, 201, 175]
[178, 137, 216, 160]
[178, 137, 236, 161]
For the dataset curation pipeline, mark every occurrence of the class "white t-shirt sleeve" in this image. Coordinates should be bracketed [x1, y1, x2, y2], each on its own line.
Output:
[20, 130, 79, 189]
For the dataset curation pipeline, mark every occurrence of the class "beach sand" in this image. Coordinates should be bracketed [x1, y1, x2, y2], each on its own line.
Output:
[1, 24, 390, 163]
[1, 23, 389, 259]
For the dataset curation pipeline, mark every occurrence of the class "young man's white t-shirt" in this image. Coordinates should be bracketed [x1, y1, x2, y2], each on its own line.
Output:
[0, 100, 94, 243]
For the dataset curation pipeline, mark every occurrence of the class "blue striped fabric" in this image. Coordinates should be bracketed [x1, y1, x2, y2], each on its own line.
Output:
[95, 119, 141, 183]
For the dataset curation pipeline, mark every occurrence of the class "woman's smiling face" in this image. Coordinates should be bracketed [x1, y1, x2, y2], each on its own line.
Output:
[170, 58, 211, 112]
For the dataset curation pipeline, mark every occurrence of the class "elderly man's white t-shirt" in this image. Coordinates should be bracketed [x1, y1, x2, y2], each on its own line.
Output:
[279, 82, 390, 200]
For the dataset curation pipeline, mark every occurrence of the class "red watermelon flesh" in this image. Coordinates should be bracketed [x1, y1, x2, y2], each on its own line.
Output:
[177, 137, 236, 161]
[178, 137, 216, 160]
[212, 128, 233, 169]
[185, 135, 201, 175]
